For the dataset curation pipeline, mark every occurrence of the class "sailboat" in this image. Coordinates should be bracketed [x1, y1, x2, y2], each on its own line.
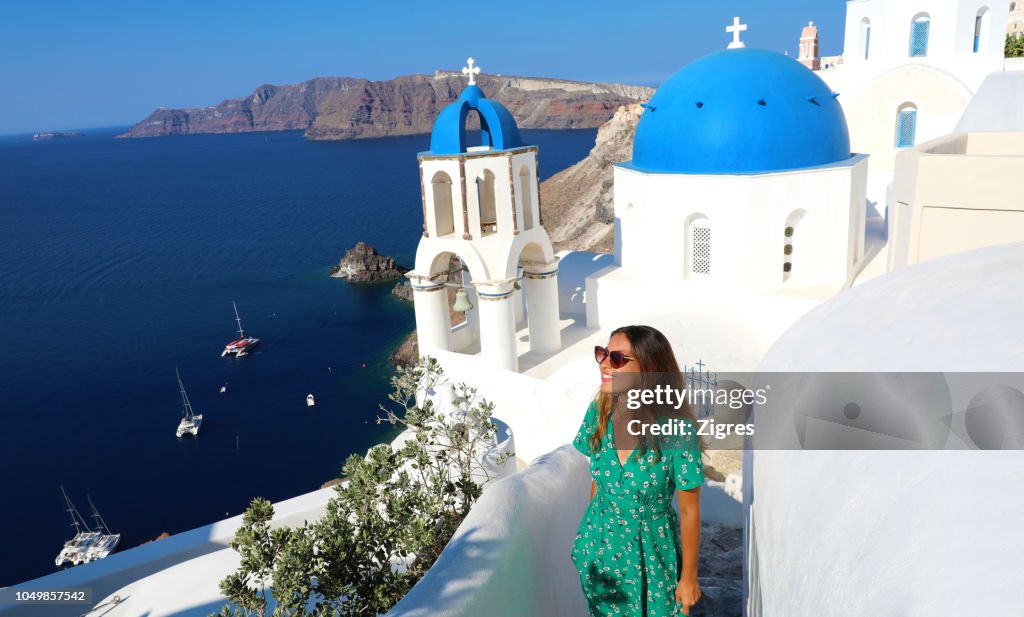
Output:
[221, 301, 260, 357]
[175, 369, 203, 438]
[55, 486, 120, 567]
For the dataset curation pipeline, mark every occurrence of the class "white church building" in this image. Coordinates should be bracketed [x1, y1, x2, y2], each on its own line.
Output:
[813, 0, 1017, 216]
[613, 47, 868, 295]
[7, 4, 1024, 617]
[406, 42, 878, 388]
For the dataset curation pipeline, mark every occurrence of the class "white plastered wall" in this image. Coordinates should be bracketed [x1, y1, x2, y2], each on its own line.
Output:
[888, 131, 1024, 270]
[612, 157, 867, 293]
[820, 0, 1008, 214]
[836, 0, 1007, 93]
[836, 64, 974, 172]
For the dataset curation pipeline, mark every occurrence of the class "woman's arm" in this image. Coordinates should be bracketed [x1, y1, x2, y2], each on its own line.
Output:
[589, 480, 597, 501]
[674, 487, 701, 612]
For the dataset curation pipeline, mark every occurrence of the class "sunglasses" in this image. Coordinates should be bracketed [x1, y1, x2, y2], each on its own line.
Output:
[594, 346, 635, 369]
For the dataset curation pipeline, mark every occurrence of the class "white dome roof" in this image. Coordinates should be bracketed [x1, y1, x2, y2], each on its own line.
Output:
[750, 242, 1024, 617]
[759, 241, 1024, 372]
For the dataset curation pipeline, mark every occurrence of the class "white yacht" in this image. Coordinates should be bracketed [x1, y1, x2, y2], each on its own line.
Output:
[55, 487, 120, 567]
[175, 369, 203, 438]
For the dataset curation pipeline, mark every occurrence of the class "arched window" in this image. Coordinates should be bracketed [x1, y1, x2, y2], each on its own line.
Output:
[686, 215, 711, 278]
[1011, 2, 1017, 13]
[476, 170, 497, 236]
[895, 103, 918, 148]
[783, 210, 806, 282]
[519, 166, 534, 231]
[973, 7, 990, 53]
[861, 18, 872, 60]
[431, 171, 455, 237]
[910, 14, 931, 57]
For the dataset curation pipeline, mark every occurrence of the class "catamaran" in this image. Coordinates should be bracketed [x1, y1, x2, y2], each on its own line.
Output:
[55, 487, 120, 567]
[175, 369, 203, 438]
[221, 301, 260, 357]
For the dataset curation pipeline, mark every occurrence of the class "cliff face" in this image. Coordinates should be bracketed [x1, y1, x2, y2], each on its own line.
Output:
[539, 103, 643, 254]
[120, 78, 356, 138]
[119, 72, 652, 140]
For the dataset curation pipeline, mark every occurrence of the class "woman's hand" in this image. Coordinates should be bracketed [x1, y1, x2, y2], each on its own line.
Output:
[675, 488, 700, 614]
[674, 575, 700, 615]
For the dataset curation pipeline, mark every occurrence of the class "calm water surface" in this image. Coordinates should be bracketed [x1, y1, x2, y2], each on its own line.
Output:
[0, 126, 597, 585]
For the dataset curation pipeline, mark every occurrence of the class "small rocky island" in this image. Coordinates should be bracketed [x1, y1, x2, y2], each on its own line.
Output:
[391, 280, 414, 302]
[33, 131, 83, 141]
[330, 242, 408, 282]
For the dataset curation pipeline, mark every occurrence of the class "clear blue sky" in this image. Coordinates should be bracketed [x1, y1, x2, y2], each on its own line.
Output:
[0, 1, 847, 135]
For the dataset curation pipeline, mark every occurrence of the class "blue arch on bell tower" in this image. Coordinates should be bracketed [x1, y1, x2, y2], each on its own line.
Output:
[429, 84, 524, 154]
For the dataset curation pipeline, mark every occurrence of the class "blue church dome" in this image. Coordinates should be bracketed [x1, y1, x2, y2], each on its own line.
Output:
[429, 84, 523, 155]
[629, 48, 851, 174]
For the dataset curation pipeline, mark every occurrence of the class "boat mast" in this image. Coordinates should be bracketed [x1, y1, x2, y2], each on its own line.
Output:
[176, 368, 194, 420]
[233, 301, 245, 339]
[86, 494, 112, 535]
[60, 485, 90, 536]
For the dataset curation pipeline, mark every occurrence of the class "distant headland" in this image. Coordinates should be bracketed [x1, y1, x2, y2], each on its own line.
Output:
[33, 131, 84, 141]
[117, 71, 653, 140]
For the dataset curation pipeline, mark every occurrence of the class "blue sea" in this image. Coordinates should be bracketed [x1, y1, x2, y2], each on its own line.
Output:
[0, 126, 597, 586]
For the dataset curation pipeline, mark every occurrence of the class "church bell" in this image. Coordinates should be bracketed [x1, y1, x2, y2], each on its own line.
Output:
[452, 288, 474, 312]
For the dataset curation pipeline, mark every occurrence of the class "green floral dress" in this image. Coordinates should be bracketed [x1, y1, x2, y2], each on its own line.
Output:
[571, 401, 704, 617]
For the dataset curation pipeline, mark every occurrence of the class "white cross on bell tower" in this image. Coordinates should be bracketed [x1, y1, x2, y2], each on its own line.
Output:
[726, 16, 748, 49]
[462, 57, 481, 85]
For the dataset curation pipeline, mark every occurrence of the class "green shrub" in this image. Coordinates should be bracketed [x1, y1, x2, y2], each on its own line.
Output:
[213, 357, 512, 617]
[1006, 33, 1024, 58]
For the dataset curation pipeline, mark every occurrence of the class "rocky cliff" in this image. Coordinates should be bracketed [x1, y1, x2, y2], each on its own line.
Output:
[119, 72, 652, 140]
[330, 242, 407, 282]
[538, 103, 642, 254]
[121, 79, 346, 138]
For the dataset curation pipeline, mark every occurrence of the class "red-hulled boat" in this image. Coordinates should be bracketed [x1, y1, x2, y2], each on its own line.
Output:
[222, 301, 260, 357]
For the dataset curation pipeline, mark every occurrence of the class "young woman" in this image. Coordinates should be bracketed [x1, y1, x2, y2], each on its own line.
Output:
[571, 325, 705, 617]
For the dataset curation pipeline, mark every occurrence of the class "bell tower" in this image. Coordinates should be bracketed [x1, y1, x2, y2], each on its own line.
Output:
[798, 21, 821, 70]
[407, 58, 562, 372]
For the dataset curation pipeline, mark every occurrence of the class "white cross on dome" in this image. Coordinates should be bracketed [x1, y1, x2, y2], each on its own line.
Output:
[462, 57, 481, 85]
[726, 16, 748, 49]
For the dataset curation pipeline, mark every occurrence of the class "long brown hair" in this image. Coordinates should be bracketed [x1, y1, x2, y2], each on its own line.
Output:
[588, 325, 705, 459]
